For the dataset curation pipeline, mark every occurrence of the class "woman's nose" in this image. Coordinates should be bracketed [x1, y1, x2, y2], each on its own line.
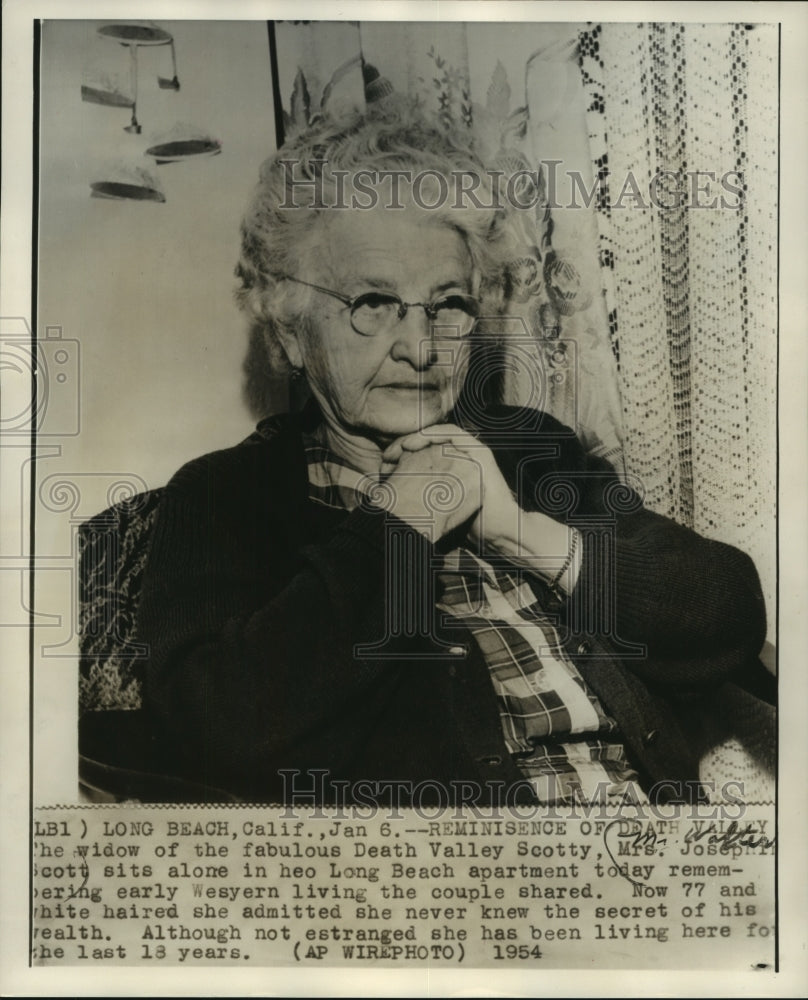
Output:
[388, 305, 435, 367]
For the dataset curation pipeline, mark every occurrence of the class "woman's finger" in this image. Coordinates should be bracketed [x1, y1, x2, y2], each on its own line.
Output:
[382, 427, 481, 469]
[382, 433, 431, 463]
[384, 427, 465, 459]
[381, 441, 404, 464]
[400, 431, 441, 451]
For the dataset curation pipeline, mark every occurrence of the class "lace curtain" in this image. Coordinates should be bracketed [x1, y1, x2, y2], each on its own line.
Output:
[577, 23, 777, 634]
[266, 20, 776, 630]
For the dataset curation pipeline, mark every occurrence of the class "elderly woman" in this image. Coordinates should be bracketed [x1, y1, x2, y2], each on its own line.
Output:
[133, 103, 769, 807]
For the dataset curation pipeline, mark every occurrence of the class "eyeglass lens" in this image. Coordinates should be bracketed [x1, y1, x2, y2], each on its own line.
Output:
[350, 292, 478, 338]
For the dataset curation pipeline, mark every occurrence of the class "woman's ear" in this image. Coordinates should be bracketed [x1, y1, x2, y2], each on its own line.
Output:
[273, 323, 304, 371]
[259, 277, 310, 372]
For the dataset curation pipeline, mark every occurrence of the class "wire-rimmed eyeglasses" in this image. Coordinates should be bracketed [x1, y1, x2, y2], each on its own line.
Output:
[279, 274, 480, 339]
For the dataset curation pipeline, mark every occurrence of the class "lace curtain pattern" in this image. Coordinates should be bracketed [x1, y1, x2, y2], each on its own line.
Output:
[577, 23, 776, 632]
[267, 21, 776, 630]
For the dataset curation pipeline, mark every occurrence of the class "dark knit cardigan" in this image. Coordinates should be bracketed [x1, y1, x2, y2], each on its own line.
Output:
[135, 404, 769, 805]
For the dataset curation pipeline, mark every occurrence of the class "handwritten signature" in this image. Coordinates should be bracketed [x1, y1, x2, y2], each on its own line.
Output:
[601, 818, 775, 889]
[682, 820, 775, 852]
[602, 820, 666, 887]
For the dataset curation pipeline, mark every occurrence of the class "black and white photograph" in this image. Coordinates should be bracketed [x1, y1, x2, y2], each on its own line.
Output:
[2, 1, 806, 996]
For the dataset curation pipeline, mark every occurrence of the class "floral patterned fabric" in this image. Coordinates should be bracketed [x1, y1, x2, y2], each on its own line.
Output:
[78, 489, 163, 712]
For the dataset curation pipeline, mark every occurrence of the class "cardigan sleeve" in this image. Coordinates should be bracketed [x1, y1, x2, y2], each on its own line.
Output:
[468, 405, 767, 688]
[548, 424, 767, 687]
[137, 438, 441, 793]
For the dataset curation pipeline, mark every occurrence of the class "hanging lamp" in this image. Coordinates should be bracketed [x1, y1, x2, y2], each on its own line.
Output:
[82, 22, 180, 134]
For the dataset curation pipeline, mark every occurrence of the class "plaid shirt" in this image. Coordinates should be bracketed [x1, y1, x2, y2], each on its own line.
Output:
[305, 436, 645, 805]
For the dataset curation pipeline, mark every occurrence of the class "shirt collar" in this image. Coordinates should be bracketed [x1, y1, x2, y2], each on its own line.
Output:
[303, 431, 382, 512]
